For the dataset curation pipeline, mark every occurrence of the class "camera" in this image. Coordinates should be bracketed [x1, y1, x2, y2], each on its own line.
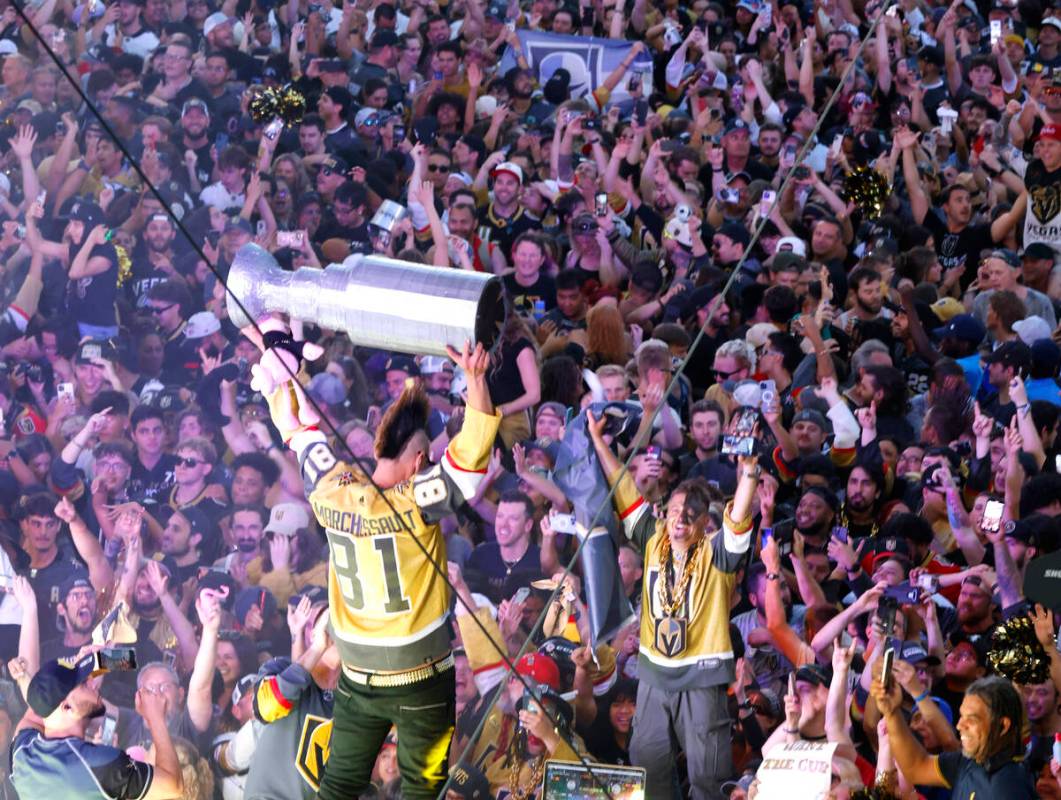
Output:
[673, 204, 692, 222]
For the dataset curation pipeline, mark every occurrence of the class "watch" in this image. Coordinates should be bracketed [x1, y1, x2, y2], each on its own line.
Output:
[766, 572, 781, 581]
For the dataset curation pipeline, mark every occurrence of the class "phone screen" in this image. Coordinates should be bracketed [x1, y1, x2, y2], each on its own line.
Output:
[881, 647, 895, 690]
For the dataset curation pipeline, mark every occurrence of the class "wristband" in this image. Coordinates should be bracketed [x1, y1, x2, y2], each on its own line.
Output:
[912, 689, 930, 704]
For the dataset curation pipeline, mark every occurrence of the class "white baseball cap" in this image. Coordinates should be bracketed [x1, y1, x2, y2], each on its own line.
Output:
[775, 236, 808, 257]
[265, 503, 311, 536]
[491, 161, 524, 185]
[185, 311, 221, 339]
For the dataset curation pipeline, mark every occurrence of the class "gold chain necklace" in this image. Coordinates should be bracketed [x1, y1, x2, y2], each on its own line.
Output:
[657, 535, 699, 618]
[508, 754, 546, 800]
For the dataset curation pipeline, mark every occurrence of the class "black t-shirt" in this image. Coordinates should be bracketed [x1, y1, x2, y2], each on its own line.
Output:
[161, 325, 202, 386]
[478, 205, 536, 261]
[465, 541, 543, 602]
[922, 210, 994, 291]
[27, 551, 88, 634]
[128, 453, 178, 508]
[486, 337, 535, 406]
[503, 272, 557, 315]
[66, 242, 119, 327]
[540, 307, 587, 334]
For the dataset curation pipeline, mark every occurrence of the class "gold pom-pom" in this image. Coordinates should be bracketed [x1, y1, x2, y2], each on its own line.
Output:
[248, 86, 280, 124]
[988, 616, 1052, 685]
[114, 244, 132, 288]
[277, 85, 307, 125]
[842, 166, 891, 220]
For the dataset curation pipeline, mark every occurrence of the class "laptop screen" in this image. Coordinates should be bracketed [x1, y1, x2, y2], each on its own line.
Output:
[541, 760, 646, 800]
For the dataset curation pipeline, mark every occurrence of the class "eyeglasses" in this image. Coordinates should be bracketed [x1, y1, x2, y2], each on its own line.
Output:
[176, 456, 205, 467]
[148, 303, 176, 315]
[426, 164, 450, 173]
[321, 167, 337, 176]
[97, 460, 128, 472]
[141, 682, 178, 694]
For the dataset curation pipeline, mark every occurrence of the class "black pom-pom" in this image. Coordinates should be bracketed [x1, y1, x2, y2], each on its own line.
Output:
[988, 616, 1052, 685]
[248, 86, 280, 124]
[277, 85, 307, 125]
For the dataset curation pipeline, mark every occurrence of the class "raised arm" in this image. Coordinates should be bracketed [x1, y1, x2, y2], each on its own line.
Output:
[142, 561, 197, 674]
[871, 676, 948, 787]
[53, 496, 113, 594]
[186, 591, 220, 733]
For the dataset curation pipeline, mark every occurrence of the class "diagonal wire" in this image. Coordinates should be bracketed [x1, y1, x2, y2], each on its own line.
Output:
[9, 4, 614, 795]
[439, 5, 897, 793]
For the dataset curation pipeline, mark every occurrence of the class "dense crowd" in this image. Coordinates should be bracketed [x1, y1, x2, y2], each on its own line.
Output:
[0, 0, 1060, 796]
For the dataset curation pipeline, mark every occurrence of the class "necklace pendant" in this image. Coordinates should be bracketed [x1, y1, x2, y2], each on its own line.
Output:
[653, 613, 687, 657]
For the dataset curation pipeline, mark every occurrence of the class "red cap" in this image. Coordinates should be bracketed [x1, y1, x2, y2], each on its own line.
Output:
[514, 653, 560, 691]
[1040, 124, 1061, 143]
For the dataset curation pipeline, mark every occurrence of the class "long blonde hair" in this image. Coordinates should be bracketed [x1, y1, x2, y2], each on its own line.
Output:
[172, 736, 215, 800]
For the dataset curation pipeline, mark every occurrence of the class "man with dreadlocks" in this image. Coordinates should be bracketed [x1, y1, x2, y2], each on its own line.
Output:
[587, 411, 760, 799]
[256, 320, 499, 800]
[872, 673, 1036, 798]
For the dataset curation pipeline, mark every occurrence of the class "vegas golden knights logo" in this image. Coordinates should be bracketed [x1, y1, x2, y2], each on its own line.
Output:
[1031, 184, 1061, 224]
[647, 569, 692, 657]
[295, 715, 332, 790]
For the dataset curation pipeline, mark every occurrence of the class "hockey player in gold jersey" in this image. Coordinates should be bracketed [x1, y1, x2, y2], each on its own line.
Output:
[587, 410, 760, 799]
[258, 323, 499, 800]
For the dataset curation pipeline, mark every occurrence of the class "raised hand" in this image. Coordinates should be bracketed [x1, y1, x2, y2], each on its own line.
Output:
[287, 593, 314, 636]
[196, 589, 222, 633]
[10, 126, 37, 161]
[143, 560, 169, 598]
[54, 495, 78, 524]
[269, 532, 291, 571]
[445, 339, 489, 378]
[1032, 604, 1057, 651]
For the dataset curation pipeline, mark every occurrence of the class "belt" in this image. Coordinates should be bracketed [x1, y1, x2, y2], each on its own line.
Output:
[343, 654, 454, 688]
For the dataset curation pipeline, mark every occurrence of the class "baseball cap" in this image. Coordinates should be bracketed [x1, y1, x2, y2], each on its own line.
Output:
[449, 761, 492, 799]
[1043, 16, 1061, 32]
[929, 297, 964, 323]
[59, 572, 94, 602]
[724, 118, 750, 136]
[983, 340, 1032, 372]
[184, 311, 221, 339]
[1040, 123, 1061, 143]
[803, 485, 839, 513]
[59, 197, 104, 228]
[419, 356, 453, 375]
[792, 408, 829, 432]
[291, 584, 328, 607]
[181, 98, 210, 118]
[782, 103, 806, 129]
[354, 107, 379, 127]
[234, 586, 277, 626]
[1013, 316, 1052, 345]
[27, 655, 97, 717]
[75, 339, 117, 364]
[899, 641, 941, 667]
[223, 216, 252, 235]
[722, 775, 756, 797]
[775, 236, 807, 256]
[869, 535, 913, 567]
[321, 154, 349, 174]
[231, 673, 257, 706]
[719, 221, 750, 248]
[514, 652, 560, 691]
[264, 502, 311, 537]
[491, 161, 524, 185]
[537, 401, 566, 421]
[1032, 338, 1061, 372]
[772, 252, 807, 273]
[794, 663, 832, 687]
[16, 99, 42, 115]
[933, 313, 986, 345]
[986, 248, 1020, 268]
[385, 355, 419, 376]
[0, 39, 18, 55]
[1022, 242, 1056, 260]
[948, 630, 991, 664]
[203, 11, 234, 36]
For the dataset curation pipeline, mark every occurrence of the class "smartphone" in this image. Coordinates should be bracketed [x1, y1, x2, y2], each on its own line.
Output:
[990, 19, 1002, 45]
[255, 220, 267, 238]
[513, 586, 531, 604]
[634, 99, 649, 126]
[58, 382, 75, 401]
[832, 525, 848, 544]
[760, 526, 773, 549]
[917, 573, 940, 594]
[551, 513, 578, 534]
[876, 596, 899, 638]
[792, 165, 811, 181]
[594, 192, 608, 217]
[14, 224, 25, 240]
[276, 230, 304, 248]
[264, 119, 283, 140]
[759, 379, 776, 411]
[627, 74, 640, 92]
[94, 647, 137, 673]
[100, 712, 117, 744]
[36, 189, 46, 207]
[722, 408, 757, 456]
[716, 188, 740, 204]
[982, 499, 1004, 533]
[215, 133, 229, 152]
[884, 582, 920, 605]
[646, 444, 662, 462]
[758, 189, 775, 218]
[881, 645, 895, 690]
[781, 144, 797, 168]
[938, 107, 958, 134]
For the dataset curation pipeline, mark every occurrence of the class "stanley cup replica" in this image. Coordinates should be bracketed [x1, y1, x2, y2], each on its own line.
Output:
[226, 244, 507, 356]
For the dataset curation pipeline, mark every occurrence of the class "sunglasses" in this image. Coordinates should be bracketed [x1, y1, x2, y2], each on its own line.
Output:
[714, 368, 741, 379]
[148, 303, 176, 314]
[176, 456, 205, 467]
[426, 164, 450, 173]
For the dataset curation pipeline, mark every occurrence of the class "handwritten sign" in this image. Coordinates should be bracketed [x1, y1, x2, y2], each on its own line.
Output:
[755, 740, 838, 799]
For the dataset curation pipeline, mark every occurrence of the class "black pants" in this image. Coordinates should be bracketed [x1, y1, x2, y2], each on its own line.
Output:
[317, 668, 456, 800]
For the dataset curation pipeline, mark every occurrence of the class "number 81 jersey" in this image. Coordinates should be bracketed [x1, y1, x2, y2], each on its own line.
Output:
[293, 406, 499, 674]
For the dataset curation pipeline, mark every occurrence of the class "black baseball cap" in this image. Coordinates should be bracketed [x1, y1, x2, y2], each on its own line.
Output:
[794, 663, 832, 687]
[1022, 242, 1055, 260]
[27, 654, 97, 717]
[59, 197, 104, 228]
[58, 572, 94, 602]
[384, 355, 419, 376]
[983, 340, 1032, 373]
[75, 339, 118, 364]
[933, 313, 986, 345]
